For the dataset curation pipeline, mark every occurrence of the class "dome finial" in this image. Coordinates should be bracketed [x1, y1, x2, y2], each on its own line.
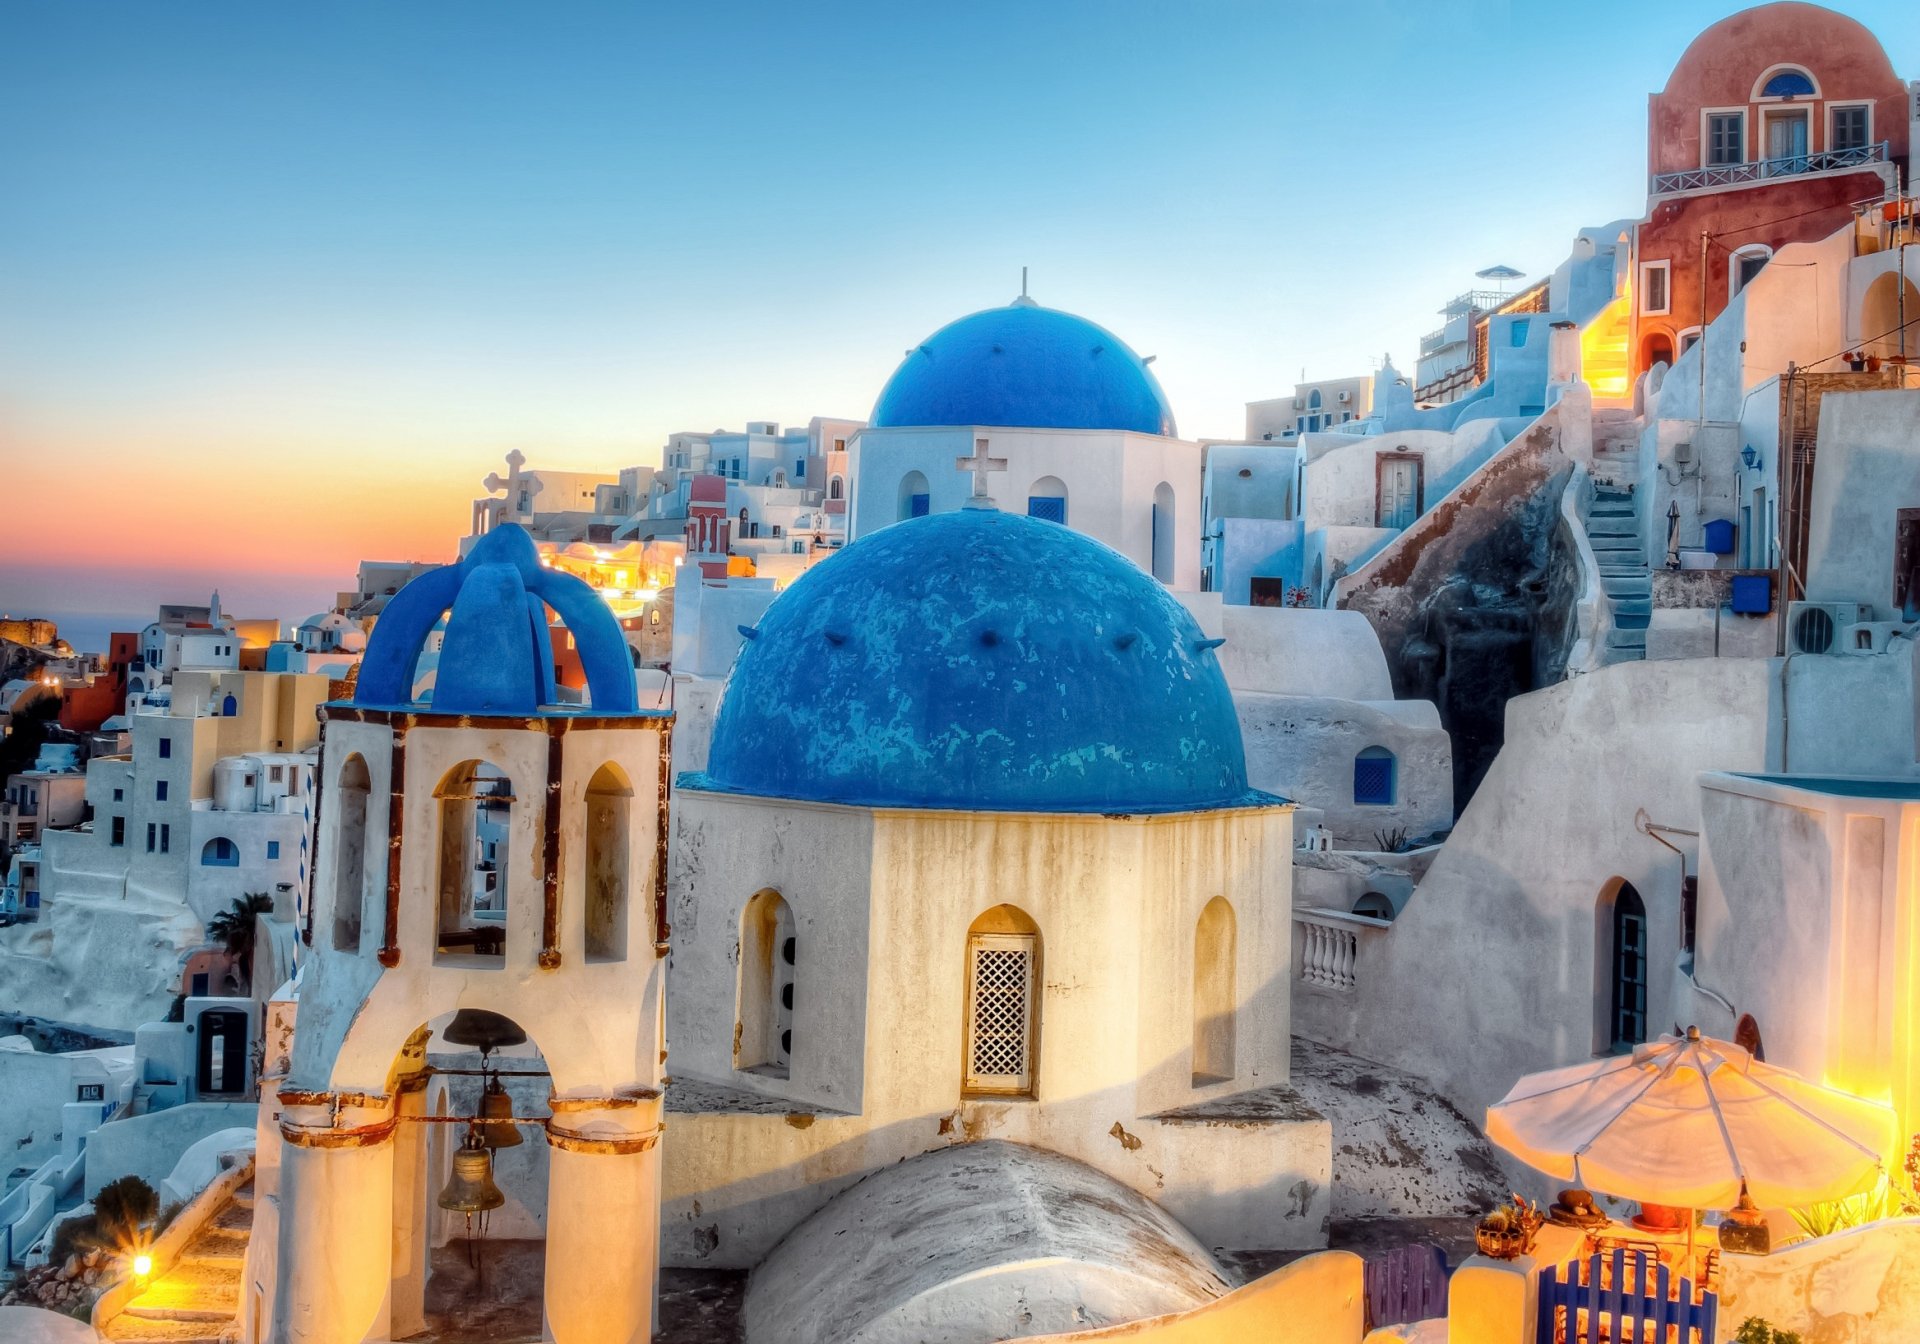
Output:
[1011, 265, 1037, 308]
[956, 436, 1007, 511]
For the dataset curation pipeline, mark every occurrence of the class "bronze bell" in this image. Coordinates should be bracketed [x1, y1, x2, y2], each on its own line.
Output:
[437, 1135, 506, 1215]
[442, 1009, 527, 1056]
[478, 1078, 522, 1149]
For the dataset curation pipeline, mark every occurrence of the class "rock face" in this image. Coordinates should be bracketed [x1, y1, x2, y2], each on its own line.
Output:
[0, 893, 202, 1031]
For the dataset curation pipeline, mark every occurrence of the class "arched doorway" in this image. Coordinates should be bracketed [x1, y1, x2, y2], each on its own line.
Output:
[898, 470, 931, 522]
[404, 1011, 553, 1341]
[1641, 332, 1674, 375]
[1862, 273, 1919, 360]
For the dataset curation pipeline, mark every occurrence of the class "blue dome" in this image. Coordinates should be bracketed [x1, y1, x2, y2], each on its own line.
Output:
[871, 301, 1177, 437]
[354, 525, 638, 715]
[696, 509, 1260, 812]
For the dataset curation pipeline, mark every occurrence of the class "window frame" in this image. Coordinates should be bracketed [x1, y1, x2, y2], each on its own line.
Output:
[1701, 107, 1747, 167]
[1640, 260, 1673, 317]
[1829, 102, 1872, 153]
[1730, 245, 1773, 298]
[963, 931, 1037, 1096]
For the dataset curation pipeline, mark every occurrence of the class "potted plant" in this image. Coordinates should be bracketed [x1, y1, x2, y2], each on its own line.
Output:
[1476, 1194, 1545, 1259]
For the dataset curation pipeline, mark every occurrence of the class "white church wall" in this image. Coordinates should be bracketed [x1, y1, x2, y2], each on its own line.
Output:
[847, 426, 1204, 589]
[295, 718, 667, 1097]
[662, 797, 1324, 1266]
[666, 790, 876, 1113]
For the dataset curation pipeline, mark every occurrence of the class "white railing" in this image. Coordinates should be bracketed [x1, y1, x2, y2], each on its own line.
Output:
[1651, 141, 1889, 196]
[1294, 907, 1391, 992]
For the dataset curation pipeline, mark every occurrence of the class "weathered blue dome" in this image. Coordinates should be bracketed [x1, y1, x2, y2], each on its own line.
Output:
[871, 300, 1177, 437]
[696, 510, 1259, 812]
[354, 525, 637, 715]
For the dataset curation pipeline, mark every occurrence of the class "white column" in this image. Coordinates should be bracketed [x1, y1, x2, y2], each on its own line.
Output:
[543, 1092, 663, 1344]
[388, 1068, 431, 1339]
[273, 1094, 397, 1344]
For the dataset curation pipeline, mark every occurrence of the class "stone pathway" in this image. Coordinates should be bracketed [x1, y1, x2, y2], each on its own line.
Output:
[102, 1181, 252, 1343]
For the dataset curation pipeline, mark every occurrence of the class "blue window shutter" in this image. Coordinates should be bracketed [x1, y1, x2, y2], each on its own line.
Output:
[911, 494, 930, 518]
[1353, 749, 1396, 806]
[1027, 496, 1067, 525]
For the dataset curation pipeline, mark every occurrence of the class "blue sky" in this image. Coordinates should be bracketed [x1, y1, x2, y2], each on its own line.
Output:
[1, 0, 1916, 632]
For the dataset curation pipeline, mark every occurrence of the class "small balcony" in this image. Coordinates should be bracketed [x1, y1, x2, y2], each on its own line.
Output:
[1651, 140, 1890, 197]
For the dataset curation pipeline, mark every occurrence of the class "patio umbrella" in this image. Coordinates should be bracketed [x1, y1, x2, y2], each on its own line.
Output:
[1486, 1027, 1897, 1212]
[1665, 501, 1681, 569]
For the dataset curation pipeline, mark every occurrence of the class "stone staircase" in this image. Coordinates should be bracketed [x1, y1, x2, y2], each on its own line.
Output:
[101, 1180, 252, 1344]
[1590, 408, 1642, 490]
[1588, 486, 1650, 663]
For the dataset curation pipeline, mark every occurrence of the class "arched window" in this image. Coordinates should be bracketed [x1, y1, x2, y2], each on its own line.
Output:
[898, 470, 931, 522]
[583, 763, 631, 963]
[964, 905, 1040, 1096]
[1734, 1013, 1765, 1061]
[1353, 746, 1396, 806]
[332, 754, 370, 953]
[1308, 388, 1323, 410]
[1027, 476, 1068, 526]
[200, 837, 240, 867]
[829, 476, 844, 501]
[1757, 67, 1817, 100]
[1151, 482, 1176, 584]
[1596, 879, 1648, 1052]
[1192, 897, 1236, 1085]
[435, 760, 512, 964]
[221, 693, 237, 716]
[737, 889, 795, 1077]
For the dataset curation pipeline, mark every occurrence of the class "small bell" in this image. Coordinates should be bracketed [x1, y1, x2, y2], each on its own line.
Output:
[478, 1078, 522, 1149]
[438, 1133, 506, 1215]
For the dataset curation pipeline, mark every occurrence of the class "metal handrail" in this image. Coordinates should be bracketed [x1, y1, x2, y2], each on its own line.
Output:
[1651, 140, 1889, 196]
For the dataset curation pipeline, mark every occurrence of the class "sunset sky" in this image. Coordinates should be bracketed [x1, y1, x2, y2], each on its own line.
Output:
[3, 0, 1916, 645]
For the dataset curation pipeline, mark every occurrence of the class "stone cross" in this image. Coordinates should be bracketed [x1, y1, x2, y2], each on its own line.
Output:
[956, 437, 1007, 510]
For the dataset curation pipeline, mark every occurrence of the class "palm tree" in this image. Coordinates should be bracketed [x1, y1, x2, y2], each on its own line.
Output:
[206, 892, 275, 992]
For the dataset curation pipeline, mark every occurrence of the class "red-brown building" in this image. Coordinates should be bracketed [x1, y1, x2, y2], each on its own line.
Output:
[684, 472, 734, 580]
[56, 631, 136, 734]
[1634, 2, 1912, 375]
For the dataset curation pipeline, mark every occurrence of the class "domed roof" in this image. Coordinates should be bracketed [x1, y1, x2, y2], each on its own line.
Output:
[354, 525, 638, 715]
[697, 509, 1261, 812]
[871, 299, 1177, 437]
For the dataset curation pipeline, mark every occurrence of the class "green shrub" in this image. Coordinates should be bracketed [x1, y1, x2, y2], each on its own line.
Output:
[1734, 1319, 1803, 1344]
[92, 1175, 159, 1251]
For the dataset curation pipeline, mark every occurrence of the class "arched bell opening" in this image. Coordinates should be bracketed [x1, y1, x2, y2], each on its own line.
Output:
[390, 1007, 553, 1341]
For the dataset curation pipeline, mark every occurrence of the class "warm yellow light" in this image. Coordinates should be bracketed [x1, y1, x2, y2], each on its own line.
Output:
[614, 570, 629, 586]
[133, 1253, 152, 1277]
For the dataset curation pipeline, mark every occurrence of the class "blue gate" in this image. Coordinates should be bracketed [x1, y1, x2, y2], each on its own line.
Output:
[1536, 1248, 1717, 1343]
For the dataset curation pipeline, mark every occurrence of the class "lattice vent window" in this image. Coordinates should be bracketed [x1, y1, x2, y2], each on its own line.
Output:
[965, 934, 1035, 1094]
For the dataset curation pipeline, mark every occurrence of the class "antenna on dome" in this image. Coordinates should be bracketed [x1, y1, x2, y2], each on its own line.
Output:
[1012, 266, 1037, 308]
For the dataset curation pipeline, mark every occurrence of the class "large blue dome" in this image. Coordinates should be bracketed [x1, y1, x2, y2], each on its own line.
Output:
[871, 300, 1177, 437]
[695, 509, 1260, 812]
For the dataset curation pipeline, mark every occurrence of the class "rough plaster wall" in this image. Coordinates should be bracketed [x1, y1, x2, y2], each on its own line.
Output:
[1717, 1218, 1920, 1343]
[1291, 658, 1772, 1185]
[1234, 693, 1452, 844]
[0, 892, 202, 1031]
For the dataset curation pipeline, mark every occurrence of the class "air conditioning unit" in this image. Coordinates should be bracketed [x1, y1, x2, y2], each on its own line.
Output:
[1338, 390, 1352, 403]
[1292, 399, 1304, 410]
[1787, 601, 1866, 655]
